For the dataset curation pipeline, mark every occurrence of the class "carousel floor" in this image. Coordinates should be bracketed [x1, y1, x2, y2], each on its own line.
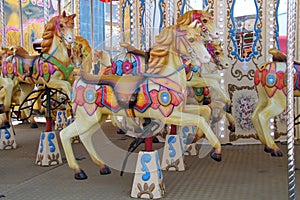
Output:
[0, 120, 300, 200]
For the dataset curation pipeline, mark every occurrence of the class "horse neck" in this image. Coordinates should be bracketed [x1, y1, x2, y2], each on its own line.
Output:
[150, 52, 187, 86]
[48, 35, 71, 65]
[201, 63, 216, 74]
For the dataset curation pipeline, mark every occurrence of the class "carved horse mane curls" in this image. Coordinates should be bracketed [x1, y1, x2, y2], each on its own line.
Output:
[147, 26, 176, 74]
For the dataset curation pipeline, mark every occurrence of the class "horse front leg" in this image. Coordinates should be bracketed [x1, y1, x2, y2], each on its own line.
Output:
[79, 114, 111, 176]
[165, 111, 221, 162]
[60, 121, 85, 179]
[183, 104, 211, 122]
[251, 85, 270, 153]
[257, 92, 285, 157]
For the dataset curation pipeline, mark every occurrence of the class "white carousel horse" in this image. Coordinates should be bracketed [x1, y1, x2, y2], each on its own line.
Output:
[251, 47, 297, 157]
[0, 11, 76, 128]
[60, 22, 222, 180]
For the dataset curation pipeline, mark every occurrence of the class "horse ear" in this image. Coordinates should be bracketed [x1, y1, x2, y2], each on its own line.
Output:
[62, 10, 66, 17]
[69, 13, 76, 20]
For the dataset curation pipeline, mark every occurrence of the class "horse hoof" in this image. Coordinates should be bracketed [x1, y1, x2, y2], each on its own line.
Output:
[152, 136, 159, 143]
[223, 104, 232, 113]
[203, 97, 211, 105]
[228, 124, 235, 132]
[75, 170, 88, 180]
[264, 146, 272, 153]
[100, 165, 111, 175]
[210, 150, 222, 162]
[271, 149, 283, 157]
[1, 121, 10, 129]
[30, 123, 39, 129]
[117, 129, 126, 134]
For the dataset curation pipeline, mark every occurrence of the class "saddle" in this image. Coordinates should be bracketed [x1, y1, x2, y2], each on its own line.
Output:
[14, 46, 38, 59]
[81, 71, 146, 109]
[33, 39, 43, 54]
[120, 42, 146, 57]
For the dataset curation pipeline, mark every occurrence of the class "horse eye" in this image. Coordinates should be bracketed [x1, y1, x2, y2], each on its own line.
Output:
[60, 24, 64, 28]
[215, 52, 220, 56]
[80, 54, 83, 58]
[202, 19, 207, 23]
[188, 38, 195, 43]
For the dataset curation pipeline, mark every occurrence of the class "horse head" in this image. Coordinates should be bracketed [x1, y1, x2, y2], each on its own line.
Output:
[71, 36, 93, 74]
[0, 47, 14, 69]
[93, 49, 111, 68]
[148, 22, 210, 74]
[205, 40, 230, 70]
[41, 11, 76, 54]
[177, 8, 219, 40]
[177, 21, 211, 66]
[71, 43, 84, 70]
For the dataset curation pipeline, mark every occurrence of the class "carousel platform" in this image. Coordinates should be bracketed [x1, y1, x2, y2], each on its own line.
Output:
[0, 120, 300, 200]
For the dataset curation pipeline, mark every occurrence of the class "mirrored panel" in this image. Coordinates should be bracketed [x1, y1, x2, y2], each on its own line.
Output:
[276, 0, 287, 53]
[229, 0, 260, 62]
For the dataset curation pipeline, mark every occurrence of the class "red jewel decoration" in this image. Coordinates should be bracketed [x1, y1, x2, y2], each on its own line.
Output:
[122, 60, 133, 74]
[111, 61, 117, 74]
[203, 87, 210, 96]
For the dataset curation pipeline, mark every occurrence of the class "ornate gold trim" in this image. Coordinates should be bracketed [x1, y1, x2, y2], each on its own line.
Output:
[226, 0, 263, 81]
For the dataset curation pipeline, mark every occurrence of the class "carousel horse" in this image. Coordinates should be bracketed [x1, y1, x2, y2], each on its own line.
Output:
[23, 35, 93, 126]
[0, 11, 76, 128]
[118, 10, 234, 135]
[187, 40, 235, 131]
[109, 8, 221, 133]
[60, 22, 222, 180]
[251, 47, 298, 157]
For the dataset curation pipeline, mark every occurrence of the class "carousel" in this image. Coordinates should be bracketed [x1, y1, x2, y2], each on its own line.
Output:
[0, 0, 299, 199]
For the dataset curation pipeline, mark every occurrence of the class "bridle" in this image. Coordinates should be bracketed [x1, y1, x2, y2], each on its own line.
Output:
[192, 10, 214, 39]
[176, 27, 200, 61]
[205, 41, 222, 69]
[55, 17, 73, 46]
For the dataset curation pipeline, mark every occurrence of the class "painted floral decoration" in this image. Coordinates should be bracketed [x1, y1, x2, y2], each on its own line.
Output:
[235, 95, 256, 130]
[150, 86, 183, 117]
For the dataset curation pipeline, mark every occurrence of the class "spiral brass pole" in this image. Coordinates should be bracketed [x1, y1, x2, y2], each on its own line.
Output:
[286, 0, 296, 199]
[0, 0, 6, 47]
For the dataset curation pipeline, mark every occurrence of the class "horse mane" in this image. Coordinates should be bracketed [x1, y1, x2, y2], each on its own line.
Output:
[177, 11, 194, 25]
[41, 16, 57, 53]
[147, 26, 175, 74]
[176, 10, 211, 25]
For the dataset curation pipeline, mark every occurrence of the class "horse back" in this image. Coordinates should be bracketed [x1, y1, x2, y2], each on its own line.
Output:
[254, 61, 300, 97]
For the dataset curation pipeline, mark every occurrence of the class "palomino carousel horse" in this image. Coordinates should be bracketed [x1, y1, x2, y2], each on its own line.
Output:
[0, 11, 76, 128]
[251, 47, 296, 157]
[60, 22, 222, 180]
